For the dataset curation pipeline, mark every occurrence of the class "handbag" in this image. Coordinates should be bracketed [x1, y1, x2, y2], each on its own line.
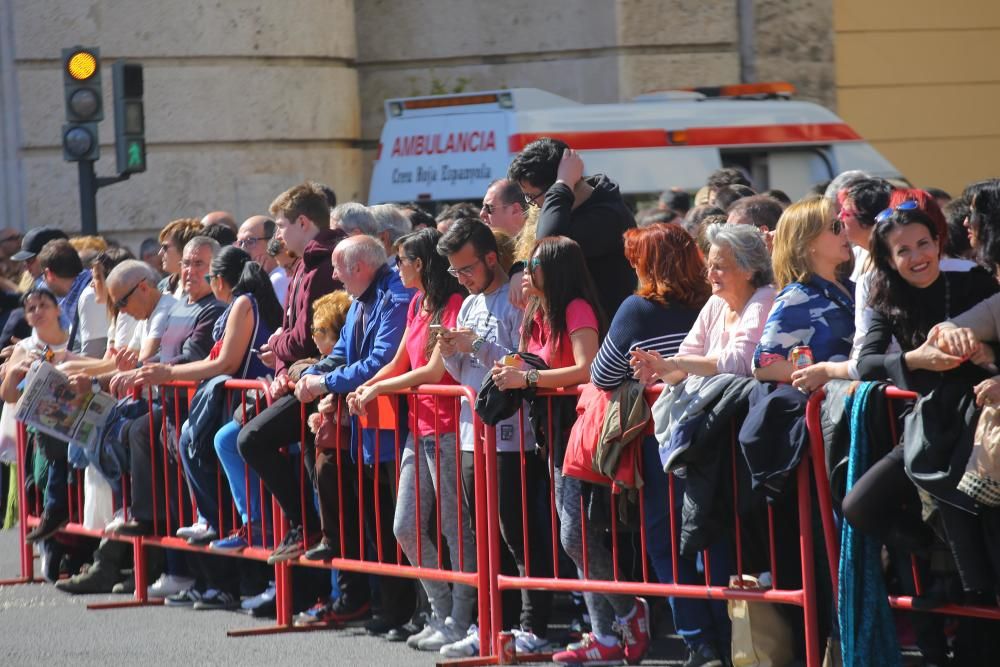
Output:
[0, 402, 18, 464]
[957, 404, 1000, 506]
[728, 575, 794, 667]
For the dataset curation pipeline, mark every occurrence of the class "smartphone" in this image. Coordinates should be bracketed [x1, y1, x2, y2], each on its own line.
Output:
[428, 324, 447, 333]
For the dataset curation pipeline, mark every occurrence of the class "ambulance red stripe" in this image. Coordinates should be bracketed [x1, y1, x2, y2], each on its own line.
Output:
[508, 123, 861, 152]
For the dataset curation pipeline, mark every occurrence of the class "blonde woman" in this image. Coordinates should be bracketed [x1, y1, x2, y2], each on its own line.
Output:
[754, 197, 855, 383]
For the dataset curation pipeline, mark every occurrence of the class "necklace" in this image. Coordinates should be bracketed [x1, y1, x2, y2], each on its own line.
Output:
[943, 273, 951, 319]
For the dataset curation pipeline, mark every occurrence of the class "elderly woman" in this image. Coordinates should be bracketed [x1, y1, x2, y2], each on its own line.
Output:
[626, 223, 774, 667]
[631, 223, 775, 384]
[754, 196, 855, 385]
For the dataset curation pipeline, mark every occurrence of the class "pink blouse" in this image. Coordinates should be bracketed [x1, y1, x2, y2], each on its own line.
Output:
[677, 286, 776, 376]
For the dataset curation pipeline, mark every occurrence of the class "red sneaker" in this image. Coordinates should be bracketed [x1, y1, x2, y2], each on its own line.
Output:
[619, 597, 651, 664]
[552, 633, 624, 666]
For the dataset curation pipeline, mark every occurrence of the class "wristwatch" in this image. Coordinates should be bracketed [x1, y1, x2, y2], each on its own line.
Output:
[525, 369, 540, 388]
[471, 337, 486, 354]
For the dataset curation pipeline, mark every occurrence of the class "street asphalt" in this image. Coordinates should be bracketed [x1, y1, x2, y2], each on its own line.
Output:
[0, 527, 692, 666]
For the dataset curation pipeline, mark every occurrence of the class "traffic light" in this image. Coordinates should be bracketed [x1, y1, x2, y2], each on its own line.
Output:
[61, 46, 101, 161]
[112, 60, 146, 173]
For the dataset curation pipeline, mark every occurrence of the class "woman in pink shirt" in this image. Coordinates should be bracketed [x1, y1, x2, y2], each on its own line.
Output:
[494, 236, 654, 665]
[347, 228, 472, 652]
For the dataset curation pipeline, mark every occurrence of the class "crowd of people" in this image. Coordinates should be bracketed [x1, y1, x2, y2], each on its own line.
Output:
[2, 137, 1000, 667]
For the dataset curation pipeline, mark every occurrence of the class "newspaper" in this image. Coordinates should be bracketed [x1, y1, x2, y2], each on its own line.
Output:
[15, 361, 116, 450]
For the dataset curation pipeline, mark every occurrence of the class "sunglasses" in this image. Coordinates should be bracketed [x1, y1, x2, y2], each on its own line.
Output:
[113, 279, 144, 310]
[522, 189, 546, 208]
[829, 218, 844, 235]
[874, 199, 920, 225]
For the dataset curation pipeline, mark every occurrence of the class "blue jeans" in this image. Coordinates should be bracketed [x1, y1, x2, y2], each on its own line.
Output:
[178, 420, 233, 533]
[642, 436, 732, 652]
[44, 457, 68, 515]
[214, 419, 261, 525]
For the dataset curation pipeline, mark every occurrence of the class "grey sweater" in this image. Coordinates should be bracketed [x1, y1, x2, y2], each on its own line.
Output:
[443, 281, 536, 453]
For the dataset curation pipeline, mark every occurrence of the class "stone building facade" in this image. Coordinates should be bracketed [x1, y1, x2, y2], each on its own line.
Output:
[0, 0, 835, 247]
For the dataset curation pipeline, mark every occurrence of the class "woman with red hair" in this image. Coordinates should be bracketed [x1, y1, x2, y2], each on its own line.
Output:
[623, 222, 774, 666]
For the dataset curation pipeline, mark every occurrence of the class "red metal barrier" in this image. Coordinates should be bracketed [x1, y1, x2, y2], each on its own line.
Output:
[805, 386, 1000, 622]
[479, 385, 822, 667]
[283, 384, 493, 656]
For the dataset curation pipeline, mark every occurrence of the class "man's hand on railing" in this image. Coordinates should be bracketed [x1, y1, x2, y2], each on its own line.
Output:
[266, 372, 291, 400]
[134, 363, 171, 387]
[109, 369, 139, 397]
[293, 374, 327, 403]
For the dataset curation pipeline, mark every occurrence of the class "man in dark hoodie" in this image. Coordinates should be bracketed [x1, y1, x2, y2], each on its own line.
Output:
[237, 182, 346, 564]
[508, 137, 636, 318]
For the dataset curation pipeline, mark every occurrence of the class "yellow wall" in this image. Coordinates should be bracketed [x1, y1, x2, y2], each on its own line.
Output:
[834, 2, 1000, 195]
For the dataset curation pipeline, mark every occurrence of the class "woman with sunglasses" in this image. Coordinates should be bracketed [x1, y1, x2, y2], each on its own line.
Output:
[754, 196, 855, 385]
[345, 228, 473, 651]
[845, 203, 999, 665]
[136, 246, 282, 554]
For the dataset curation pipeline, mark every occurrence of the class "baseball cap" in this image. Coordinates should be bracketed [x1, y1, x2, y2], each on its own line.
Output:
[11, 226, 69, 262]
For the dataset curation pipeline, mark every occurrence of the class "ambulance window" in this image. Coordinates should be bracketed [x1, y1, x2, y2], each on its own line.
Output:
[719, 151, 768, 192]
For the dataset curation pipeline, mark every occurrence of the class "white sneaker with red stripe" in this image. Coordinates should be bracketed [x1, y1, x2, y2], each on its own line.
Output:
[552, 633, 624, 666]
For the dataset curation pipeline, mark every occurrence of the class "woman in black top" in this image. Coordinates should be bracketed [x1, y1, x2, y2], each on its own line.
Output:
[848, 203, 999, 664]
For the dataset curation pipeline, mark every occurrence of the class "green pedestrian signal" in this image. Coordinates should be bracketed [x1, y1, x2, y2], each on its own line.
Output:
[127, 139, 145, 170]
[112, 60, 146, 173]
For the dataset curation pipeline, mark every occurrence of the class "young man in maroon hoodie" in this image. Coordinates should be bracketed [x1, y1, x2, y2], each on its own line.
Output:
[237, 182, 346, 563]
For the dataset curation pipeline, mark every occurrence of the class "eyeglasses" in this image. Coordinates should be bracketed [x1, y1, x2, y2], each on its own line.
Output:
[874, 199, 920, 225]
[0, 234, 21, 244]
[113, 279, 144, 310]
[447, 257, 483, 278]
[236, 237, 269, 249]
[522, 189, 547, 208]
[829, 218, 844, 235]
[311, 326, 329, 336]
[529, 256, 542, 271]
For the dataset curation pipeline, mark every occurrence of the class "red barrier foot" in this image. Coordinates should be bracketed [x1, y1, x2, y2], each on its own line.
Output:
[87, 599, 165, 610]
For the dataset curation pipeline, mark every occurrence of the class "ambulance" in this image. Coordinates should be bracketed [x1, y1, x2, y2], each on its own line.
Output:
[367, 83, 902, 206]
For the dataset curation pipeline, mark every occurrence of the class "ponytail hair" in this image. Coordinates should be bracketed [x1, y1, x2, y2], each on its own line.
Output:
[233, 261, 283, 332]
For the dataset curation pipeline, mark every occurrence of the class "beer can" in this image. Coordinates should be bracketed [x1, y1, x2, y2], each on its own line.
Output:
[789, 345, 814, 370]
[497, 630, 516, 663]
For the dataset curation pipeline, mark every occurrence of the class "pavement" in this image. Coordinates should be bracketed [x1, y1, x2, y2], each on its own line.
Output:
[0, 527, 692, 666]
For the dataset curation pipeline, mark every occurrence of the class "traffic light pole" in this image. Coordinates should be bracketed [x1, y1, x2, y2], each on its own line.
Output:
[77, 159, 131, 235]
[78, 160, 98, 235]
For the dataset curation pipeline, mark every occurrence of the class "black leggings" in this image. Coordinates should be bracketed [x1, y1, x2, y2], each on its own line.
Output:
[841, 446, 932, 550]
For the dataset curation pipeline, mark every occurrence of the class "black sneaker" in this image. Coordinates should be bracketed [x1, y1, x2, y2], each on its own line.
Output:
[267, 525, 318, 565]
[193, 589, 239, 611]
[115, 519, 154, 537]
[683, 643, 724, 667]
[164, 588, 204, 607]
[365, 614, 403, 636]
[303, 539, 337, 561]
[26, 511, 69, 543]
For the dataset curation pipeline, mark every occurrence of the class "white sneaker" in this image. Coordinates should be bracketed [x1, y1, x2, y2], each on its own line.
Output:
[147, 573, 196, 598]
[104, 509, 127, 534]
[417, 616, 465, 651]
[512, 627, 551, 653]
[406, 620, 440, 649]
[175, 521, 211, 540]
[440, 624, 480, 658]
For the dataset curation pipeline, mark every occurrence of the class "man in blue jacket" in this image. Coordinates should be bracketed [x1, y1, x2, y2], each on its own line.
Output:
[291, 234, 416, 632]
